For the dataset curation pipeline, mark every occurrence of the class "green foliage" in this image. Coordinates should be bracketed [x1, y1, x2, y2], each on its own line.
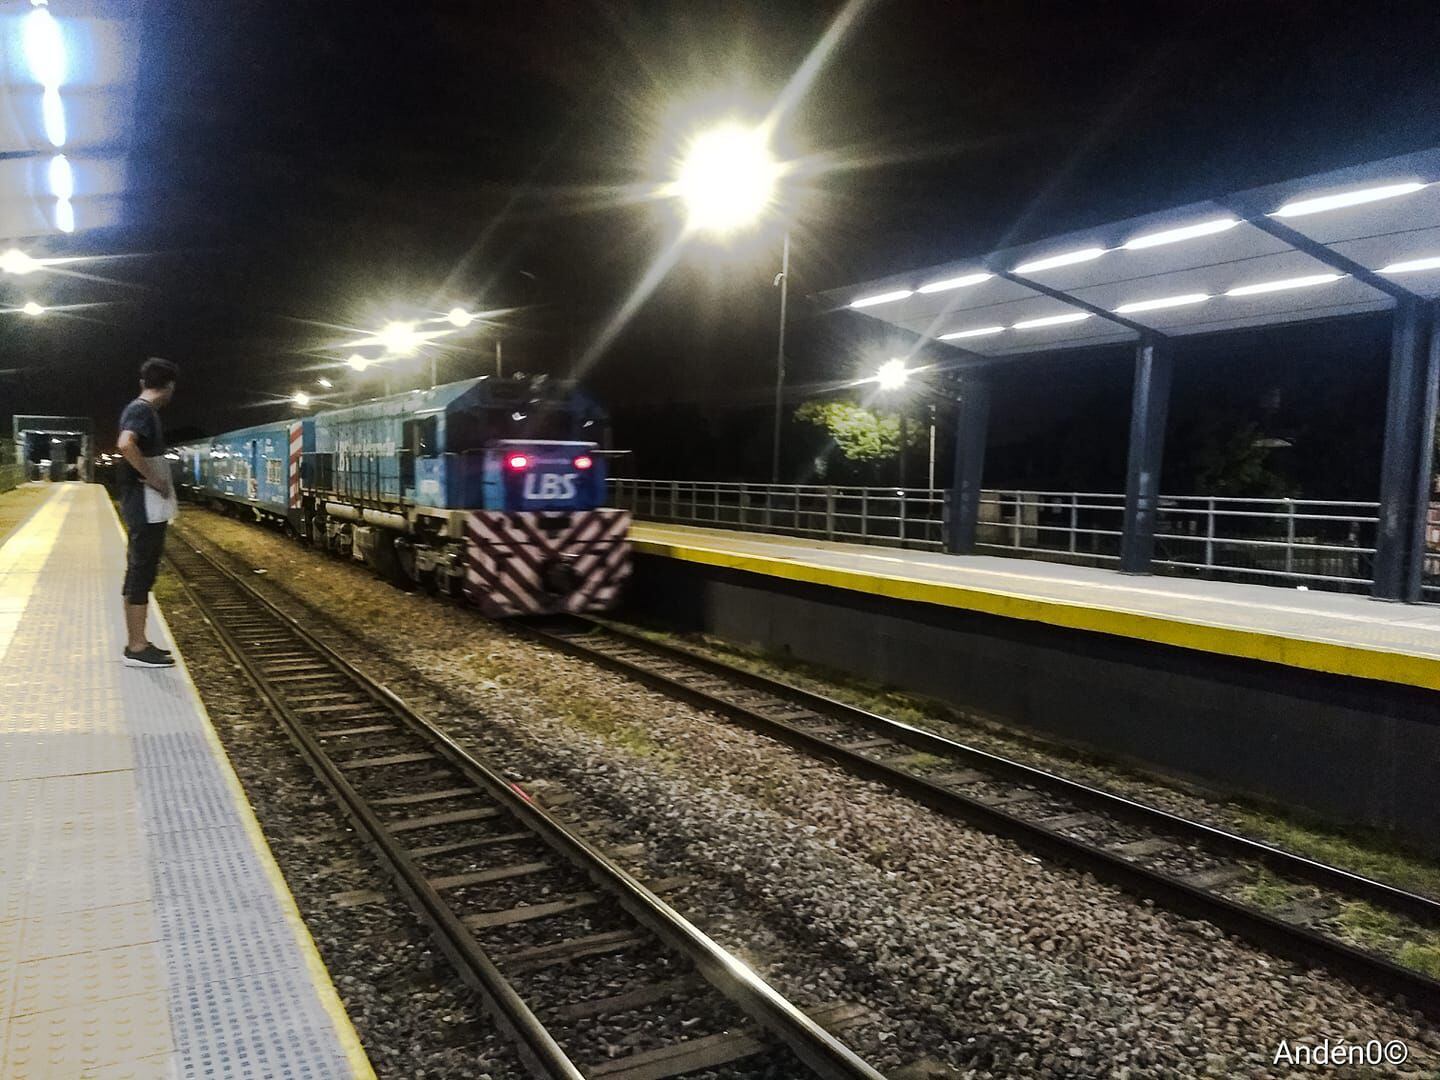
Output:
[794, 400, 927, 464]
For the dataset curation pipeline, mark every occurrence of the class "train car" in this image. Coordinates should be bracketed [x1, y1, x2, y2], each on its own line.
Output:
[304, 374, 628, 616]
[172, 418, 314, 533]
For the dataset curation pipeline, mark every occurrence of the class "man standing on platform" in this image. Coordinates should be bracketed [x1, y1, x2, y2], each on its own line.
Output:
[115, 357, 179, 668]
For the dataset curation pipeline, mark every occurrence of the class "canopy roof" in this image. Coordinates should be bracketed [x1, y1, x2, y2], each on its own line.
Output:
[830, 148, 1440, 359]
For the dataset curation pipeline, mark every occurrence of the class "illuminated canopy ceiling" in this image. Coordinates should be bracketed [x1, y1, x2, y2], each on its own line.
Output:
[831, 148, 1440, 359]
[0, 0, 138, 240]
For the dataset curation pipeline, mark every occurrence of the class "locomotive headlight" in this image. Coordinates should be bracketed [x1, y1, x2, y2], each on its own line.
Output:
[506, 454, 529, 470]
[573, 455, 593, 470]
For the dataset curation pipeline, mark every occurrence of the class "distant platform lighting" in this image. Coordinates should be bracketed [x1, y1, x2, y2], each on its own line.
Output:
[292, 390, 311, 407]
[346, 353, 369, 371]
[1114, 292, 1211, 314]
[1225, 273, 1343, 297]
[917, 272, 992, 295]
[1122, 217, 1239, 250]
[0, 249, 40, 275]
[1012, 311, 1091, 330]
[850, 288, 912, 309]
[674, 121, 781, 236]
[940, 325, 1006, 340]
[1273, 181, 1426, 218]
[1380, 255, 1440, 274]
[1013, 247, 1106, 274]
[316, 376, 333, 389]
[22, 301, 45, 316]
[875, 358, 910, 390]
[446, 307, 474, 328]
[41, 86, 65, 147]
[379, 320, 420, 356]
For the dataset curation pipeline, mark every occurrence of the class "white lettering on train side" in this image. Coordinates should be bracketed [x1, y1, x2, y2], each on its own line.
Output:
[523, 473, 578, 500]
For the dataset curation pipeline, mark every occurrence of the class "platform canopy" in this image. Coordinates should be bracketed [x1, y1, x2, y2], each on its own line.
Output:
[830, 147, 1440, 359]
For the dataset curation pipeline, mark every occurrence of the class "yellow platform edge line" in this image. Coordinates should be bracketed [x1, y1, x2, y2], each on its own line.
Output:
[104, 497, 378, 1080]
[632, 536, 1440, 693]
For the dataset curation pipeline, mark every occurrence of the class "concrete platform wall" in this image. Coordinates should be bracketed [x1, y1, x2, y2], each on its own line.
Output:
[629, 554, 1440, 853]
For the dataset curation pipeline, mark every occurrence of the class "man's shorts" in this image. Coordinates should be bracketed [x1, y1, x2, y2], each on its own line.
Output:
[120, 486, 167, 605]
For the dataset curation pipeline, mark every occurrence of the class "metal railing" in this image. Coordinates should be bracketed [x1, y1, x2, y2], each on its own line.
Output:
[609, 479, 1396, 593]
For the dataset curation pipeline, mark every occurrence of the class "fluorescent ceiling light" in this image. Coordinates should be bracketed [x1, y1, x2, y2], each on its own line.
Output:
[1012, 312, 1091, 330]
[850, 288, 912, 309]
[1273, 181, 1426, 218]
[23, 6, 65, 89]
[41, 86, 64, 147]
[1013, 247, 1105, 274]
[917, 272, 992, 294]
[47, 153, 72, 200]
[1379, 255, 1440, 274]
[1114, 293, 1210, 314]
[1225, 273, 1342, 297]
[1122, 218, 1239, 250]
[940, 325, 1006, 340]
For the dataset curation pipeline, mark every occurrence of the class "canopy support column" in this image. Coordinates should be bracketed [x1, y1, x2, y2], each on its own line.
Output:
[1373, 299, 1439, 602]
[945, 376, 990, 555]
[1120, 337, 1173, 574]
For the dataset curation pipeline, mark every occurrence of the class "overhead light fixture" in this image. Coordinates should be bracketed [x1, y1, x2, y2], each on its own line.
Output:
[1012, 312, 1091, 330]
[346, 353, 369, 371]
[21, 301, 45, 316]
[1114, 292, 1211, 314]
[917, 272, 992, 294]
[41, 86, 65, 147]
[446, 306, 474, 328]
[674, 121, 781, 236]
[874, 358, 909, 391]
[379, 320, 420, 356]
[1273, 181, 1426, 218]
[316, 376, 333, 389]
[940, 325, 1006, 340]
[1123, 218, 1239, 250]
[22, 4, 65, 89]
[1379, 255, 1440, 274]
[0, 249, 40, 275]
[1013, 247, 1105, 274]
[47, 153, 72, 200]
[1225, 273, 1342, 297]
[850, 288, 913, 309]
[292, 390, 311, 407]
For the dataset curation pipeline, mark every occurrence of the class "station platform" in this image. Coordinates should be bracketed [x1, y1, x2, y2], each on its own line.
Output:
[630, 521, 1440, 692]
[1, 484, 373, 1079]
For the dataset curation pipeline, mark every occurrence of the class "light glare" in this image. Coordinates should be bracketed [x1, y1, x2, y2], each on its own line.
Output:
[292, 391, 311, 407]
[675, 122, 780, 235]
[23, 6, 65, 89]
[1273, 182, 1427, 218]
[0, 249, 40, 275]
[850, 288, 912, 309]
[346, 353, 369, 371]
[874, 358, 909, 391]
[1379, 255, 1440, 274]
[1123, 218, 1239, 250]
[41, 86, 65, 147]
[446, 306, 474, 328]
[22, 301, 44, 316]
[1012, 312, 1091, 330]
[1013, 247, 1106, 274]
[380, 320, 420, 356]
[55, 198, 73, 233]
[1114, 292, 1211, 314]
[47, 154, 73, 200]
[917, 272, 992, 294]
[1225, 274, 1342, 297]
[939, 325, 1005, 340]
[317, 377, 333, 388]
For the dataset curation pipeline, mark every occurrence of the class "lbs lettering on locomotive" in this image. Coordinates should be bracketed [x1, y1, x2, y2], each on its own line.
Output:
[523, 472, 578, 500]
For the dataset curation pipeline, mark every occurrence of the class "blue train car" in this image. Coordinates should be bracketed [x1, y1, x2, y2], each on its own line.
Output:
[304, 375, 628, 615]
[172, 419, 314, 531]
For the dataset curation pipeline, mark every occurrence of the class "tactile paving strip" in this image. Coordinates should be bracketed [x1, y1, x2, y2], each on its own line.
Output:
[0, 486, 372, 1079]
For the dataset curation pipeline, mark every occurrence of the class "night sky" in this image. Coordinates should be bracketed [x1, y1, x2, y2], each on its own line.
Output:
[4, 0, 1440, 492]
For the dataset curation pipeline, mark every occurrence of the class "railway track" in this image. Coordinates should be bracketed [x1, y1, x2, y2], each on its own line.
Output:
[524, 615, 1440, 1021]
[166, 542, 887, 1080]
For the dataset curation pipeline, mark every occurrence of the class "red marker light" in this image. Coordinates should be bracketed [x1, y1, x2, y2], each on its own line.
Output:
[573, 455, 593, 470]
[506, 454, 529, 470]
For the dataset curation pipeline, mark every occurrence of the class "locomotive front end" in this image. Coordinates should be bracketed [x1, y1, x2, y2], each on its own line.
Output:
[464, 439, 630, 617]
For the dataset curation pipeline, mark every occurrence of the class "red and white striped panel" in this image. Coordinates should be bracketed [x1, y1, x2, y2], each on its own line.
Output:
[288, 422, 303, 509]
[463, 509, 631, 618]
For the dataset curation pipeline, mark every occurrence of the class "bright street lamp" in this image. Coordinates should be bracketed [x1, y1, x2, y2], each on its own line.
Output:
[379, 320, 420, 356]
[292, 390, 311, 408]
[446, 306, 474, 328]
[346, 353, 369, 371]
[21, 301, 45, 316]
[875, 359, 910, 391]
[674, 121, 780, 236]
[0, 249, 40, 275]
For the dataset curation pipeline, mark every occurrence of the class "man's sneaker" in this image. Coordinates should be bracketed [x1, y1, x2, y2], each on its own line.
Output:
[124, 645, 175, 668]
[146, 642, 173, 656]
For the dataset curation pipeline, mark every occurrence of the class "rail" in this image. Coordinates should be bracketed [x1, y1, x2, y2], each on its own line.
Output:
[609, 479, 1400, 593]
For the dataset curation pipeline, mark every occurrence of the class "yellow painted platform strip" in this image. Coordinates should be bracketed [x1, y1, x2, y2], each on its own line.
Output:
[0, 484, 68, 662]
[631, 534, 1440, 692]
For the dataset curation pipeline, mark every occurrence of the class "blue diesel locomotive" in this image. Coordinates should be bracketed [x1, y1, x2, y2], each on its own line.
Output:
[174, 375, 630, 616]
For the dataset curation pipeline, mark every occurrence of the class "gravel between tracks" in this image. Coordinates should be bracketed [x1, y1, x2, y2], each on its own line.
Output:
[168, 511, 1440, 1078]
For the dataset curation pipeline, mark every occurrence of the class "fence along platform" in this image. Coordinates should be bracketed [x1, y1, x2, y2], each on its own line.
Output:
[0, 483, 372, 1079]
[627, 518, 1440, 692]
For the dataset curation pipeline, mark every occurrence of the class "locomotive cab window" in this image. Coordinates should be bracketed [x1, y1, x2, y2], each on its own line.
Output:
[404, 416, 439, 457]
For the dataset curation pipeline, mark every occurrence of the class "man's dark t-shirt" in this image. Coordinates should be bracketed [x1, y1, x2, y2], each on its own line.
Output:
[117, 398, 165, 533]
